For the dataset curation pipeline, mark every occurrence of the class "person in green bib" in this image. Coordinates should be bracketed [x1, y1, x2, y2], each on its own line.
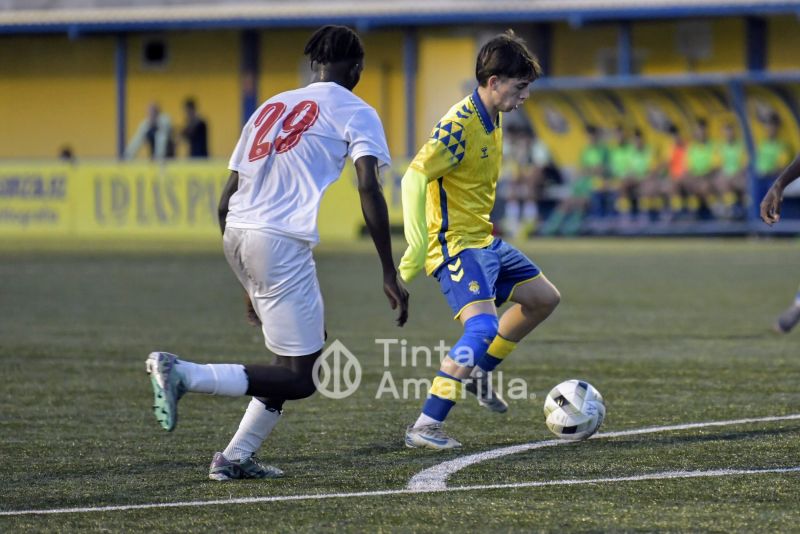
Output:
[607, 124, 630, 188]
[541, 124, 606, 235]
[680, 118, 719, 219]
[712, 122, 747, 218]
[617, 128, 655, 225]
[755, 114, 792, 178]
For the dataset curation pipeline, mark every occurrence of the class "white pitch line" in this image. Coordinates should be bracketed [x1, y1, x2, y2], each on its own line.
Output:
[407, 413, 800, 490]
[2, 466, 799, 517]
[3, 414, 799, 517]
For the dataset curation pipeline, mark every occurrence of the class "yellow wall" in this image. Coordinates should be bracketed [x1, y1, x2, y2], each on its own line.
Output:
[259, 29, 309, 101]
[416, 31, 475, 149]
[767, 16, 800, 71]
[551, 22, 617, 77]
[633, 19, 745, 75]
[359, 31, 406, 157]
[257, 29, 406, 157]
[126, 31, 241, 160]
[0, 34, 117, 159]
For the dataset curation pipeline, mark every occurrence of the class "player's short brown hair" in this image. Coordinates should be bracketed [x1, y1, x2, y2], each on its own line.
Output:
[476, 30, 541, 86]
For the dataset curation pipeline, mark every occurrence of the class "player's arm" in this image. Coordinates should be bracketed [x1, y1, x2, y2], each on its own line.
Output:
[354, 155, 409, 327]
[217, 171, 238, 235]
[398, 120, 463, 282]
[216, 170, 260, 327]
[760, 154, 800, 225]
[154, 115, 172, 160]
[123, 121, 148, 160]
[398, 167, 429, 283]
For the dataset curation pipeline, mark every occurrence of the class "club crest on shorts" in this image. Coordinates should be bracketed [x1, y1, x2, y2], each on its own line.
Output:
[468, 280, 480, 294]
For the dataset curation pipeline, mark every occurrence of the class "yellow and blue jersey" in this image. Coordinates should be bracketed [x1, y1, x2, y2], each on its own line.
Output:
[410, 88, 503, 275]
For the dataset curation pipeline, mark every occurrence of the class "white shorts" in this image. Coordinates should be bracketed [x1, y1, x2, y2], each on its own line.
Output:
[223, 227, 325, 356]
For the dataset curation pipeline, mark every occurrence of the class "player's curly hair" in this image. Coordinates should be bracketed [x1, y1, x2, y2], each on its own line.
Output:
[304, 25, 364, 65]
[476, 30, 541, 86]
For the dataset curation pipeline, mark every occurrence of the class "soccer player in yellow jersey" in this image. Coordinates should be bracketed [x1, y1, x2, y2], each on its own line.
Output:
[399, 31, 561, 449]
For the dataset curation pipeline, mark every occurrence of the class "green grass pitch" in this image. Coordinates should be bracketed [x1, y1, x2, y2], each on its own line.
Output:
[1, 238, 799, 531]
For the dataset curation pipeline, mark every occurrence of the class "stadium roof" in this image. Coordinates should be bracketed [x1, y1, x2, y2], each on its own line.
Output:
[1, 0, 799, 34]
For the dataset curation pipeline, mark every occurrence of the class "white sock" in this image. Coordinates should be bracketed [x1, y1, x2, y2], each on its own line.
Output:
[794, 290, 800, 307]
[504, 201, 521, 236]
[413, 413, 440, 428]
[223, 398, 282, 461]
[522, 201, 538, 222]
[175, 360, 248, 396]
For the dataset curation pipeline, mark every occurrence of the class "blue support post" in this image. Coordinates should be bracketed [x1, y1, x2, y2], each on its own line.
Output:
[618, 21, 633, 76]
[403, 28, 418, 158]
[241, 30, 259, 126]
[115, 33, 127, 159]
[745, 17, 767, 72]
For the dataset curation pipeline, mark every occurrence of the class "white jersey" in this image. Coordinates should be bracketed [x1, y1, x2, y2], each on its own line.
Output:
[226, 82, 391, 244]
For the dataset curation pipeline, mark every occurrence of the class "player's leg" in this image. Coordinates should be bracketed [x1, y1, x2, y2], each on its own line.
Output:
[774, 283, 800, 334]
[210, 228, 325, 478]
[467, 242, 559, 411]
[405, 248, 500, 450]
[211, 352, 321, 481]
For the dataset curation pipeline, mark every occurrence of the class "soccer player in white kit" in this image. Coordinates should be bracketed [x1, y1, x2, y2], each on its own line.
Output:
[145, 26, 409, 480]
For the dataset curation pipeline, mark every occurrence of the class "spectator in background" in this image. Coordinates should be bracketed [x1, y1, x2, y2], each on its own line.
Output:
[501, 128, 552, 239]
[124, 102, 175, 161]
[606, 124, 632, 220]
[662, 123, 688, 221]
[618, 128, 655, 227]
[541, 124, 605, 236]
[712, 122, 747, 218]
[58, 145, 76, 164]
[683, 118, 719, 219]
[498, 126, 525, 238]
[755, 114, 791, 178]
[181, 97, 209, 158]
[636, 129, 669, 224]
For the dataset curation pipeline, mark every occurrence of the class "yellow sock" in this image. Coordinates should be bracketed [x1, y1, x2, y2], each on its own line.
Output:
[615, 197, 632, 214]
[479, 335, 518, 372]
[487, 335, 517, 360]
[640, 197, 653, 212]
[670, 195, 684, 212]
[687, 195, 700, 212]
[723, 192, 736, 207]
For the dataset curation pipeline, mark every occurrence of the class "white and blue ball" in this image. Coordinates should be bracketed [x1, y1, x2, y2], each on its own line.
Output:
[543, 379, 605, 440]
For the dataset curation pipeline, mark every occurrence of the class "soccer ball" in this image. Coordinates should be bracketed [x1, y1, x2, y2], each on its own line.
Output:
[543, 379, 605, 440]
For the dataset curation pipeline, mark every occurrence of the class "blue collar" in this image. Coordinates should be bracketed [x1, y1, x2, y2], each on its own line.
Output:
[470, 88, 497, 134]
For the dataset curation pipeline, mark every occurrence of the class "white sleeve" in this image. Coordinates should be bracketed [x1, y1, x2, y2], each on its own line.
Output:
[228, 123, 251, 172]
[344, 106, 391, 171]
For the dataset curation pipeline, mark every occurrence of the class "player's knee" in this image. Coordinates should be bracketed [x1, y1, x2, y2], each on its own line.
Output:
[468, 313, 499, 341]
[543, 285, 561, 312]
[256, 396, 285, 412]
[451, 314, 499, 366]
[293, 377, 318, 400]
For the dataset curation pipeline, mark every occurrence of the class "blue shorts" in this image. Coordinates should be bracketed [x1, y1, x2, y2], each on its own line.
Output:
[434, 238, 542, 318]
